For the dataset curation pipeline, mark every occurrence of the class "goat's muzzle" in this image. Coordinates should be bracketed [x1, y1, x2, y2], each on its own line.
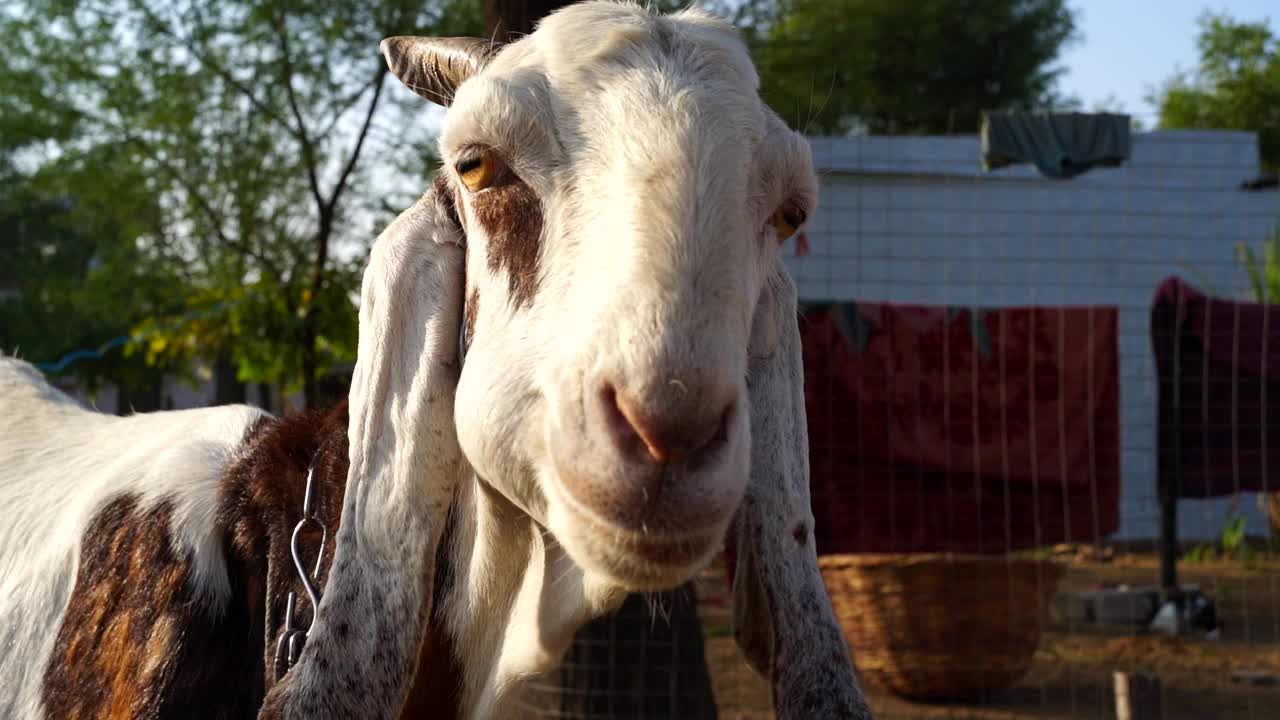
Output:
[544, 367, 749, 589]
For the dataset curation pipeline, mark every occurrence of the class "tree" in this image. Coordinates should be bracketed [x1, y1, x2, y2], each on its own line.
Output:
[1153, 13, 1280, 172]
[484, 0, 571, 41]
[744, 0, 1078, 135]
[1, 0, 482, 407]
[0, 146, 185, 408]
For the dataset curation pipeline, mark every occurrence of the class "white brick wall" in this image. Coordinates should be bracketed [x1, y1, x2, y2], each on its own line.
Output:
[789, 130, 1280, 542]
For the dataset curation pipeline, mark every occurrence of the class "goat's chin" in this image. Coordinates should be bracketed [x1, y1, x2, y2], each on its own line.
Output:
[545, 486, 729, 592]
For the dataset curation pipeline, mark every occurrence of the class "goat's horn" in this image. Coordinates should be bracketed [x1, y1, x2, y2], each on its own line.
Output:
[379, 37, 503, 107]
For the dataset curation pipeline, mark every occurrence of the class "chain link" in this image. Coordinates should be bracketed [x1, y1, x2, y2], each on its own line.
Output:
[274, 463, 327, 680]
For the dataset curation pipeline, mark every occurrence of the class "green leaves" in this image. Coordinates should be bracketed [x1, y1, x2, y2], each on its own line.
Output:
[0, 148, 185, 394]
[124, 263, 357, 393]
[1, 0, 479, 404]
[1154, 13, 1280, 172]
[747, 0, 1078, 135]
[1236, 227, 1280, 305]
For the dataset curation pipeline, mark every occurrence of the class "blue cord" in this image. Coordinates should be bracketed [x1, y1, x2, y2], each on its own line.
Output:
[32, 296, 248, 374]
[35, 336, 132, 374]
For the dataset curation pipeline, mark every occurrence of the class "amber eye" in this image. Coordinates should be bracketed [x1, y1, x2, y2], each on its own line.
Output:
[456, 150, 497, 192]
[771, 202, 807, 242]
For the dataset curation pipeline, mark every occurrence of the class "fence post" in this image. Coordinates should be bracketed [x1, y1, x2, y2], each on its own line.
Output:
[1114, 671, 1163, 720]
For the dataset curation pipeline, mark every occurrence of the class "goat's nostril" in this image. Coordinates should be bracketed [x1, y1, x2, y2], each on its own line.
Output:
[602, 384, 733, 466]
[610, 389, 672, 464]
[600, 384, 644, 454]
[689, 404, 732, 469]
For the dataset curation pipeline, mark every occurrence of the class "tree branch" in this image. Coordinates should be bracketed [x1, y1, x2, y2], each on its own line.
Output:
[269, 11, 326, 220]
[325, 63, 388, 218]
[314, 82, 377, 144]
[122, 135, 287, 287]
[126, 0, 303, 144]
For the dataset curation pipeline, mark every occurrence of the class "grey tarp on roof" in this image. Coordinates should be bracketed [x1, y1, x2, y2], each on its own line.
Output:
[981, 111, 1131, 179]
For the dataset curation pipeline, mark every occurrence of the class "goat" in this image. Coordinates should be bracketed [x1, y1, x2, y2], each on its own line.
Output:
[0, 3, 872, 718]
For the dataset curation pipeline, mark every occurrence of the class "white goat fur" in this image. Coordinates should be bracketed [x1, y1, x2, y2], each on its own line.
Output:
[0, 3, 870, 718]
[0, 362, 266, 717]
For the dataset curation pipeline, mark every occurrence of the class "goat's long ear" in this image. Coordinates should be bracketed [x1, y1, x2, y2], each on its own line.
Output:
[380, 36, 502, 107]
[260, 183, 466, 717]
[346, 181, 465, 557]
[732, 262, 874, 719]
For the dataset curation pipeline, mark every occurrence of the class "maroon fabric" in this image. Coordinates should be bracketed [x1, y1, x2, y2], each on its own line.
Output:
[800, 302, 1121, 555]
[1152, 276, 1280, 498]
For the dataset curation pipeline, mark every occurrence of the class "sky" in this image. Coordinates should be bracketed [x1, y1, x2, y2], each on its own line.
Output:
[415, 2, 1280, 133]
[1057, 0, 1278, 122]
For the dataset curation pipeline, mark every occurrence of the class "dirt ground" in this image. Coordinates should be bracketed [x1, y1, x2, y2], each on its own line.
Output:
[695, 550, 1280, 720]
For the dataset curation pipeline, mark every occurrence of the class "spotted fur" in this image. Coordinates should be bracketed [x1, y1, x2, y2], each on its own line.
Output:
[42, 497, 260, 720]
[0, 357, 266, 719]
[216, 402, 348, 690]
[2, 3, 869, 719]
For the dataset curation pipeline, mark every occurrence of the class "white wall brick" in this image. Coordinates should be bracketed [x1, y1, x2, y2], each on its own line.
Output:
[800, 131, 1280, 541]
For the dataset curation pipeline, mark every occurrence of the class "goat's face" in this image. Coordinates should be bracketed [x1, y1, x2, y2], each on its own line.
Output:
[388, 2, 816, 591]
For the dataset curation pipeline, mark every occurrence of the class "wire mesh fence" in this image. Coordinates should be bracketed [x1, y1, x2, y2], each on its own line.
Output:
[46, 113, 1280, 719]
[507, 114, 1280, 719]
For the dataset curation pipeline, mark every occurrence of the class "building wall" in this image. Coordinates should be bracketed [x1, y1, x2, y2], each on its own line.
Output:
[787, 130, 1280, 541]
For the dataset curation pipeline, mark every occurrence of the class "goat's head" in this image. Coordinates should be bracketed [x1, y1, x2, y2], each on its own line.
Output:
[381, 1, 816, 592]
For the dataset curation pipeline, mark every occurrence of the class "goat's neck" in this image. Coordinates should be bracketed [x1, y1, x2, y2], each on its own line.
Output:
[437, 473, 626, 719]
[261, 386, 462, 717]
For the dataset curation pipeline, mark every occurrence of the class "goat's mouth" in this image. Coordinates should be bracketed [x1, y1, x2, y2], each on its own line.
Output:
[546, 472, 731, 592]
[541, 379, 750, 591]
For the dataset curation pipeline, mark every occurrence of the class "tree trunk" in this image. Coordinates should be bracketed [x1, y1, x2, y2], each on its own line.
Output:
[301, 218, 331, 411]
[257, 382, 275, 414]
[116, 375, 165, 415]
[301, 329, 318, 411]
[213, 351, 246, 406]
[484, 0, 575, 41]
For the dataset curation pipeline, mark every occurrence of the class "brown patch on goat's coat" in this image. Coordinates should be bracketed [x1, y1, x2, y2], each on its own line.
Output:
[229, 401, 463, 719]
[42, 497, 262, 719]
[792, 522, 808, 547]
[42, 399, 465, 718]
[434, 173, 463, 232]
[219, 402, 350, 692]
[464, 289, 480, 351]
[472, 179, 543, 308]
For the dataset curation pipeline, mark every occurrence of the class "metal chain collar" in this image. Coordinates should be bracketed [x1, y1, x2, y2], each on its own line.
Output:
[271, 294, 470, 681]
[273, 462, 327, 680]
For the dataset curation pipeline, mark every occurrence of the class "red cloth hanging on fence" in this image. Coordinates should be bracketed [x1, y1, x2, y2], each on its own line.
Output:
[801, 301, 1121, 555]
[794, 232, 810, 257]
[1151, 276, 1280, 498]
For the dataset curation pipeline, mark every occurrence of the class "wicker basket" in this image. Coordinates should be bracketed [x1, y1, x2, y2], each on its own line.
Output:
[819, 553, 1065, 701]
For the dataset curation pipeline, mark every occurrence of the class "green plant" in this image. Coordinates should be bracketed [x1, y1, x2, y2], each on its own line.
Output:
[1022, 546, 1057, 560]
[1222, 515, 1247, 554]
[1183, 543, 1217, 564]
[1181, 515, 1257, 568]
[1235, 233, 1280, 549]
[1237, 227, 1280, 303]
[1153, 13, 1280, 172]
[1182, 226, 1280, 303]
[1214, 514, 1261, 570]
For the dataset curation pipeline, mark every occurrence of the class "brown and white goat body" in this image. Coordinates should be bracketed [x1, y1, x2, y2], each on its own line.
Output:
[0, 3, 871, 718]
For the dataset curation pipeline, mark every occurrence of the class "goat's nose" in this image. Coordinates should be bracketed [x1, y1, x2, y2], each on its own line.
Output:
[598, 381, 733, 466]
